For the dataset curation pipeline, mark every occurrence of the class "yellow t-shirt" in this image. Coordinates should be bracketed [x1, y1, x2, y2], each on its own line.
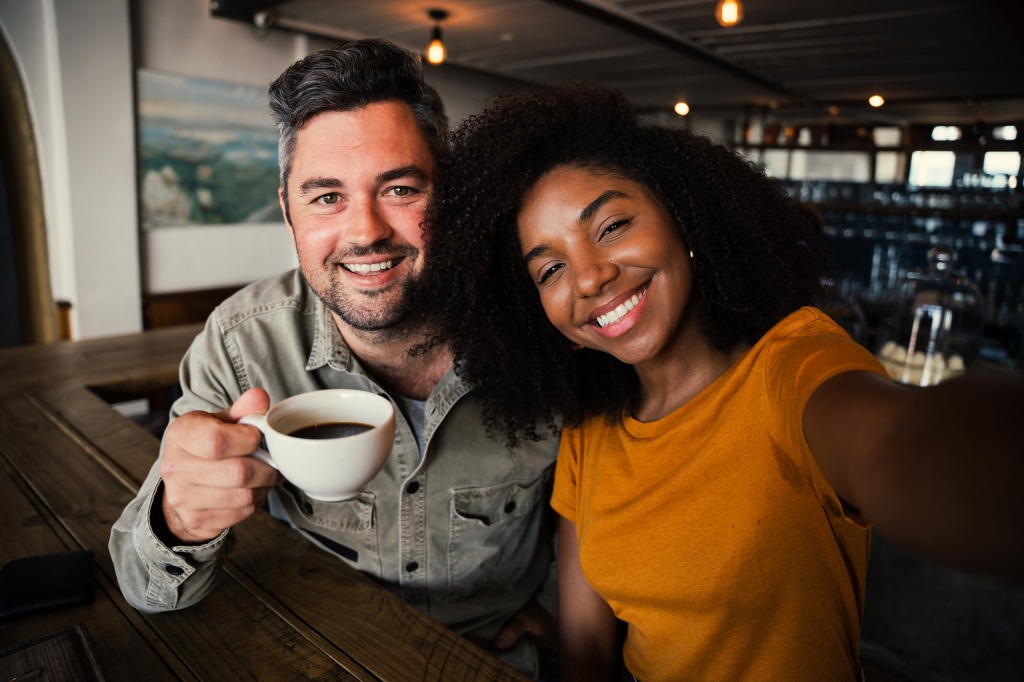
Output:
[551, 307, 889, 682]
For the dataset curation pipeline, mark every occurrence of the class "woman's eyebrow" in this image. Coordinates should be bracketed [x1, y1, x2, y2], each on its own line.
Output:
[523, 243, 549, 266]
[579, 190, 627, 223]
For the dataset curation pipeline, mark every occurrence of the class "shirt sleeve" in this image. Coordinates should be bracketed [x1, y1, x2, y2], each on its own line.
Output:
[763, 309, 889, 426]
[108, 312, 240, 612]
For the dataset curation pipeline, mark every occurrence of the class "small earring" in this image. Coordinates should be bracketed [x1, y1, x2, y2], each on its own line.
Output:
[689, 249, 695, 260]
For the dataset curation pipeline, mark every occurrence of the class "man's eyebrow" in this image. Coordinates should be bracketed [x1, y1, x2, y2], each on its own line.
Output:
[378, 165, 430, 184]
[295, 166, 429, 196]
[298, 176, 341, 195]
[579, 190, 627, 223]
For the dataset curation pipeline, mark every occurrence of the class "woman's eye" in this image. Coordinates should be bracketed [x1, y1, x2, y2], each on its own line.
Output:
[600, 218, 630, 239]
[538, 262, 564, 284]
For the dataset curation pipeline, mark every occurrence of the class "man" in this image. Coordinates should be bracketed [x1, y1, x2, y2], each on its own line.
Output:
[110, 39, 558, 677]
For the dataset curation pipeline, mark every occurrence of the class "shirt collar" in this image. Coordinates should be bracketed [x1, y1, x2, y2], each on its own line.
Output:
[305, 295, 353, 372]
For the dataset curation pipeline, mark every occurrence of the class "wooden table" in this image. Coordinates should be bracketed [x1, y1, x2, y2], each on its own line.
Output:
[0, 326, 529, 681]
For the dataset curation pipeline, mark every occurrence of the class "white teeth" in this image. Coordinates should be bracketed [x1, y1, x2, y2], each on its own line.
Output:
[344, 259, 394, 274]
[595, 290, 645, 327]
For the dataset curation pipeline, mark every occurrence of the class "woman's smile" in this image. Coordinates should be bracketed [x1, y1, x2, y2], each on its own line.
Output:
[588, 283, 648, 335]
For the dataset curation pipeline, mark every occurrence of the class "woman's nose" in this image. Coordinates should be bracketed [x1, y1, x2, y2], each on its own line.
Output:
[573, 256, 618, 298]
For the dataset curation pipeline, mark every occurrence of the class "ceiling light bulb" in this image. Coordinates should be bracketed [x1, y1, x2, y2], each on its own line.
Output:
[425, 9, 449, 66]
[673, 102, 690, 117]
[715, 0, 744, 27]
[868, 94, 885, 108]
[426, 36, 446, 65]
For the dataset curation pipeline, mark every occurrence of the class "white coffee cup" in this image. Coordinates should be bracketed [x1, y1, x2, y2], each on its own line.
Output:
[239, 389, 395, 502]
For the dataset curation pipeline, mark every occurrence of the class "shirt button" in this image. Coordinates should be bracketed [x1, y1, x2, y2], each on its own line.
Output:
[164, 564, 185, 576]
[504, 500, 517, 513]
[405, 561, 419, 572]
[406, 481, 420, 494]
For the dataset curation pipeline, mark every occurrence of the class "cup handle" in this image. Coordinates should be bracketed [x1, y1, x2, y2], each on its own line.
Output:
[238, 413, 279, 470]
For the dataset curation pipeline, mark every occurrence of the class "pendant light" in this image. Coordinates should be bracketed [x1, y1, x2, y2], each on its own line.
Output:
[426, 9, 449, 66]
[714, 0, 744, 27]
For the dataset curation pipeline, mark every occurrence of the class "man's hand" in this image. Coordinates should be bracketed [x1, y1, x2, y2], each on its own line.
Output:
[158, 387, 283, 544]
[493, 600, 559, 652]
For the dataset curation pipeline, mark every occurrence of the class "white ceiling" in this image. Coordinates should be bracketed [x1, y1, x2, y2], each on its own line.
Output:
[212, 0, 1024, 126]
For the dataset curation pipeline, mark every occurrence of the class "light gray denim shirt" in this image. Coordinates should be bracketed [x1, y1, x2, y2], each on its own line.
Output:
[109, 270, 559, 676]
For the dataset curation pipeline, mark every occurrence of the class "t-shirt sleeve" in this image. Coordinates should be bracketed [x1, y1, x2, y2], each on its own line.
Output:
[550, 426, 583, 523]
[764, 309, 888, 423]
[763, 308, 890, 521]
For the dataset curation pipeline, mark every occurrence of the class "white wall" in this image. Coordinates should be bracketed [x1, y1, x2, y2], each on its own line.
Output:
[1, 0, 140, 339]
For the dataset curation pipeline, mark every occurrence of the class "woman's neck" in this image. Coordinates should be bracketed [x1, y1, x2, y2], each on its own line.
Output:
[631, 337, 745, 423]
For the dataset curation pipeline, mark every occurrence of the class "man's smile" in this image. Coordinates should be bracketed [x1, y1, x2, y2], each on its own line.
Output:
[342, 258, 398, 274]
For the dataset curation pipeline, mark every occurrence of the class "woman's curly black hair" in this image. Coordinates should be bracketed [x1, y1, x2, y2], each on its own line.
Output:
[422, 83, 829, 447]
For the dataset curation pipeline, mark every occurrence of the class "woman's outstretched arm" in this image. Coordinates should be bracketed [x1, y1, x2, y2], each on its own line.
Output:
[803, 370, 1024, 579]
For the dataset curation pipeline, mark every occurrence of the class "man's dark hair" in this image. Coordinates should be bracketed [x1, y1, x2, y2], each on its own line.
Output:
[268, 38, 449, 215]
[424, 83, 829, 447]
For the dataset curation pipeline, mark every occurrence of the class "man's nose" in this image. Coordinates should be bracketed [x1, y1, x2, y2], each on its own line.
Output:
[344, 199, 393, 246]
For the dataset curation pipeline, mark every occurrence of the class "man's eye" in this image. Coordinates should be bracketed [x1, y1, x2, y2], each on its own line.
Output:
[388, 186, 415, 197]
[317, 193, 340, 205]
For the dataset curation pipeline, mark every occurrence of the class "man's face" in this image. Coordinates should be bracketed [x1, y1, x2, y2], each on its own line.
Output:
[280, 101, 434, 332]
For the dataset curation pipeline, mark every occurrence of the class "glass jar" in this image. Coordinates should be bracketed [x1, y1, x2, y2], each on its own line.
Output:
[876, 246, 985, 386]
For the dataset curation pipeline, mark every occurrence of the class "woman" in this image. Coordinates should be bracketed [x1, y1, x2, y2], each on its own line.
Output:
[424, 84, 1023, 681]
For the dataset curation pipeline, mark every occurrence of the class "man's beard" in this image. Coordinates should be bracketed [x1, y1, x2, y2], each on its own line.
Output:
[324, 274, 422, 332]
[301, 245, 428, 334]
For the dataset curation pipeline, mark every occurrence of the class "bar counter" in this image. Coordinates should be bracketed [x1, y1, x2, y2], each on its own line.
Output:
[0, 325, 528, 680]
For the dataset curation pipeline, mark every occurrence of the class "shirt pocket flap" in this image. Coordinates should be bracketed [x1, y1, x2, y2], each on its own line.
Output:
[452, 476, 544, 527]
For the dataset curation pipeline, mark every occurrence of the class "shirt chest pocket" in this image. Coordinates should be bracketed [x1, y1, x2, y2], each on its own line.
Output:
[278, 484, 382, 578]
[446, 472, 551, 601]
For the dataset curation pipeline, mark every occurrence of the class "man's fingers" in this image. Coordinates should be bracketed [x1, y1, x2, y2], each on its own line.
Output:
[494, 612, 531, 650]
[166, 412, 263, 463]
[224, 387, 270, 423]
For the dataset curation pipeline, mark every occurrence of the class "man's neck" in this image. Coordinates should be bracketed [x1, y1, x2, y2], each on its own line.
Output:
[332, 313, 451, 401]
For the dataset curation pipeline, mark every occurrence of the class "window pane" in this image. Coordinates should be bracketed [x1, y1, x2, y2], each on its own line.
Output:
[908, 151, 956, 187]
[931, 126, 961, 142]
[761, 149, 790, 178]
[983, 151, 1021, 176]
[993, 125, 1017, 141]
[789, 151, 871, 182]
[873, 127, 902, 146]
[875, 151, 906, 183]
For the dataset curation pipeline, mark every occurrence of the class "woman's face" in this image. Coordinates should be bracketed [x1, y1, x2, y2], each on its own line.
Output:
[517, 164, 697, 367]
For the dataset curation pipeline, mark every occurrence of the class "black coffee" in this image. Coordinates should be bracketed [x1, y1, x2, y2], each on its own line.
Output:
[288, 422, 374, 439]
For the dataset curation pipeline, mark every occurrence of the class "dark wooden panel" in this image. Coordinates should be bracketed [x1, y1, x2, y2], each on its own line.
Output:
[142, 287, 244, 331]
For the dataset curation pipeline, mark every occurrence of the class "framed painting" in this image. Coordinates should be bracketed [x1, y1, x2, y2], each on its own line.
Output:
[137, 69, 280, 229]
